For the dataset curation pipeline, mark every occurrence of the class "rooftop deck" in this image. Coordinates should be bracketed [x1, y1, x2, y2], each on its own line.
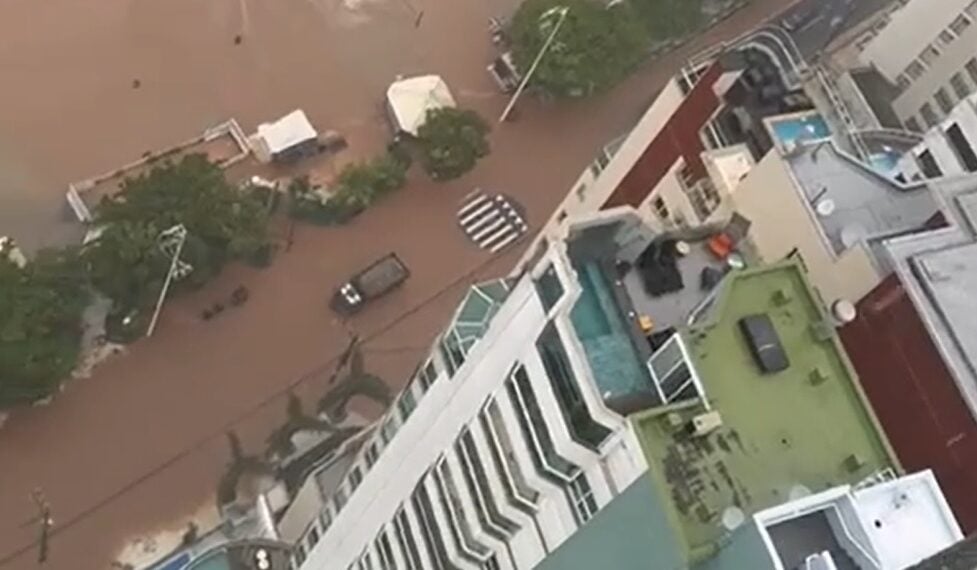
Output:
[786, 142, 937, 255]
[632, 262, 895, 560]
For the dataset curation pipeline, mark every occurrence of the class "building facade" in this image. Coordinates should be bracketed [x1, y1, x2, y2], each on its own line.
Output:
[859, 0, 977, 130]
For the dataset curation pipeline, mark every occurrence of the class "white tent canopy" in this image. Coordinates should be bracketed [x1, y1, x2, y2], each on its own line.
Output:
[386, 75, 456, 136]
[255, 109, 318, 156]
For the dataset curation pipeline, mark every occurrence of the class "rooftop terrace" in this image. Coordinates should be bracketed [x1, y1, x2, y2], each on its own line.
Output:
[631, 261, 895, 560]
[786, 142, 937, 255]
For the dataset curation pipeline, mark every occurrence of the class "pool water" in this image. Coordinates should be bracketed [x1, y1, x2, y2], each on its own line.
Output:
[868, 151, 901, 178]
[569, 263, 652, 399]
[769, 113, 831, 148]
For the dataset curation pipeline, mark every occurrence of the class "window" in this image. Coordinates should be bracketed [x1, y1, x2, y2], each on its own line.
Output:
[319, 508, 333, 533]
[916, 149, 943, 178]
[536, 323, 611, 449]
[905, 61, 926, 80]
[896, 74, 911, 91]
[295, 543, 308, 566]
[966, 58, 977, 85]
[365, 442, 380, 468]
[455, 429, 520, 538]
[381, 417, 398, 444]
[432, 459, 491, 562]
[648, 334, 702, 404]
[412, 484, 454, 570]
[482, 555, 501, 570]
[904, 117, 923, 133]
[575, 184, 587, 202]
[935, 88, 954, 114]
[951, 73, 972, 99]
[938, 29, 956, 46]
[480, 399, 540, 512]
[306, 524, 321, 551]
[568, 472, 599, 524]
[506, 366, 578, 480]
[920, 103, 939, 127]
[358, 552, 375, 570]
[652, 196, 670, 220]
[677, 162, 696, 189]
[376, 530, 397, 570]
[534, 264, 564, 311]
[946, 123, 977, 172]
[397, 388, 417, 420]
[949, 14, 971, 35]
[394, 509, 423, 570]
[349, 466, 363, 491]
[968, 0, 977, 17]
[418, 360, 438, 391]
[334, 486, 348, 512]
[919, 45, 940, 67]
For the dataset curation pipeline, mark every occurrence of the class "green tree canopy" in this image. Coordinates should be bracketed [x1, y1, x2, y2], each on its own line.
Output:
[416, 108, 490, 181]
[510, 0, 647, 97]
[0, 249, 89, 409]
[89, 154, 271, 312]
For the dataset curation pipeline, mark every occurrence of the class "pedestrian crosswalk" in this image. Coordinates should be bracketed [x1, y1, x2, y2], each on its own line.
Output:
[457, 190, 528, 252]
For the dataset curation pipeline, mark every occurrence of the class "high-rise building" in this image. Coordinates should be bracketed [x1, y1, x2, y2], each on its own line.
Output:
[857, 0, 977, 131]
[284, 202, 961, 569]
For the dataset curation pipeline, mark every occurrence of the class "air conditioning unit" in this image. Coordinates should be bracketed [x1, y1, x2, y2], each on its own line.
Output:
[688, 411, 723, 436]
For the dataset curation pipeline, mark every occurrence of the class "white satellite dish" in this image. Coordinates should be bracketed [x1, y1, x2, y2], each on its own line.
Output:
[832, 299, 857, 323]
[816, 198, 836, 217]
[722, 507, 745, 530]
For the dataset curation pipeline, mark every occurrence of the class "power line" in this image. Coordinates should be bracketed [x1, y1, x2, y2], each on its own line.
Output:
[0, 243, 520, 568]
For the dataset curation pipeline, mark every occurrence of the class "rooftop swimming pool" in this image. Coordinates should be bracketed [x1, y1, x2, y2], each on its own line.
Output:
[868, 150, 901, 179]
[767, 112, 831, 150]
[569, 262, 652, 400]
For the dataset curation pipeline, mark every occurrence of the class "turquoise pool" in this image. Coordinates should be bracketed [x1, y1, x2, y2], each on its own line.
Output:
[769, 113, 831, 148]
[569, 263, 652, 399]
[868, 151, 901, 178]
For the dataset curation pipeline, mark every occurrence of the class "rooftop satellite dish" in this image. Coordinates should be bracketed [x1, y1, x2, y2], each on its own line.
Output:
[789, 484, 812, 501]
[832, 299, 857, 323]
[722, 507, 745, 530]
[816, 198, 836, 217]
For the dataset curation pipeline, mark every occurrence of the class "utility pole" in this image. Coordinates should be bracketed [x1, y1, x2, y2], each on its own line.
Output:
[146, 224, 191, 337]
[30, 488, 53, 564]
[498, 6, 569, 123]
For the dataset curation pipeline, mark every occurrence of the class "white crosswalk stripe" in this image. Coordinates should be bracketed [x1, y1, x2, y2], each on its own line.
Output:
[457, 189, 527, 252]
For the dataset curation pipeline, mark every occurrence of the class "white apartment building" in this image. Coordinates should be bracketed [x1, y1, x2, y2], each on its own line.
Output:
[897, 93, 977, 179]
[858, 0, 977, 130]
[289, 261, 649, 570]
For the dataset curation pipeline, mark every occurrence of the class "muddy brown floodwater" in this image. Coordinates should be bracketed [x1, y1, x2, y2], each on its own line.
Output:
[0, 0, 794, 567]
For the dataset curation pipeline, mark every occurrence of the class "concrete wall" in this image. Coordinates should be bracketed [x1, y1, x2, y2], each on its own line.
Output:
[730, 152, 880, 304]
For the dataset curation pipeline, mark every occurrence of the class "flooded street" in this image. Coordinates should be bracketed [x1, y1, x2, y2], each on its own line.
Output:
[0, 0, 793, 567]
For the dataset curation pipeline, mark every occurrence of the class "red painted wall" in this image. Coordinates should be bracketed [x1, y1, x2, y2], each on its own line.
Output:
[840, 275, 977, 532]
[601, 62, 723, 210]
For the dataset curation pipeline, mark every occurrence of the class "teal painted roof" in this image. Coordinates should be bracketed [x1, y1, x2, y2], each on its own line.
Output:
[534, 474, 685, 570]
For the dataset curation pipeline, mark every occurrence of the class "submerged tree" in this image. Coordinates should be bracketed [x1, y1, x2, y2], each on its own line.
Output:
[0, 249, 89, 409]
[416, 108, 490, 181]
[86, 154, 272, 325]
[509, 0, 647, 97]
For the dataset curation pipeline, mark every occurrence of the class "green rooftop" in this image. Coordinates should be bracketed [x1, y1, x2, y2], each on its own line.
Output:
[631, 261, 897, 562]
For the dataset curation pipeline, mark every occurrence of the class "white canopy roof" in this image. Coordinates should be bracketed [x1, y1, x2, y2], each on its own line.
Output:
[256, 109, 318, 154]
[386, 75, 456, 136]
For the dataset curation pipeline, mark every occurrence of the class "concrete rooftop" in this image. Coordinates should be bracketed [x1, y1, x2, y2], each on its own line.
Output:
[881, 176, 977, 421]
[787, 142, 937, 255]
[631, 261, 896, 560]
